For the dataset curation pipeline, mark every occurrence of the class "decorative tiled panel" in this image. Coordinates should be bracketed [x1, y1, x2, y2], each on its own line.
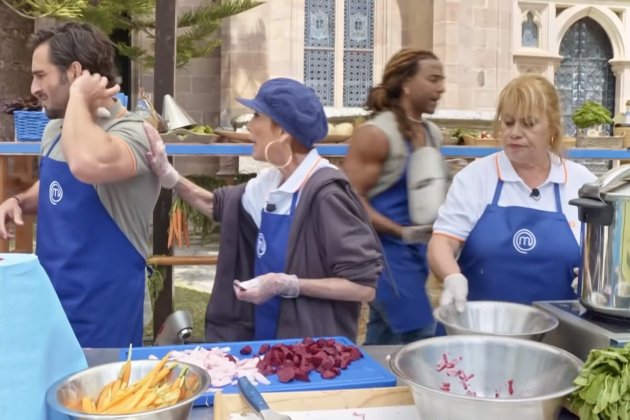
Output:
[305, 0, 335, 48]
[304, 0, 335, 105]
[343, 0, 374, 107]
[343, 50, 373, 107]
[343, 0, 374, 49]
[304, 49, 335, 106]
[555, 17, 615, 136]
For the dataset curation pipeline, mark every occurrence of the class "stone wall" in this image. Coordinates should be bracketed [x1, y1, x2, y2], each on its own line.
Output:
[137, 0, 225, 175]
[433, 0, 514, 112]
[0, 4, 34, 140]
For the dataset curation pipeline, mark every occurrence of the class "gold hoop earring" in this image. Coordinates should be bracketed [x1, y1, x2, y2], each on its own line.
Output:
[264, 140, 292, 169]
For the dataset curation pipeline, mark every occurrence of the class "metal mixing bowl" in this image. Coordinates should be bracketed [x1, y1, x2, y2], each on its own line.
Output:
[46, 359, 211, 420]
[434, 301, 560, 341]
[390, 335, 582, 420]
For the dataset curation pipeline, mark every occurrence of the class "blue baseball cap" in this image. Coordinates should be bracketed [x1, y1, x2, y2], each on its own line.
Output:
[236, 78, 328, 149]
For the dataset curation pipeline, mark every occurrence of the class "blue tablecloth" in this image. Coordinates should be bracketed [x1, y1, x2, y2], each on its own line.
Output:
[0, 253, 87, 419]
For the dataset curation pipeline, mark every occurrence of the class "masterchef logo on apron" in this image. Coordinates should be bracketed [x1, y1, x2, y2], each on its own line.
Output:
[513, 228, 536, 254]
[49, 180, 63, 205]
[257, 232, 267, 257]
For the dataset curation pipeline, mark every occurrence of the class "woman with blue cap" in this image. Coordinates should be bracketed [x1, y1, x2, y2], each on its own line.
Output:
[144, 78, 383, 342]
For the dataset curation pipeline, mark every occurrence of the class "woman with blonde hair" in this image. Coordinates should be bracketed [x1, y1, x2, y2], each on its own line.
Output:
[428, 73, 595, 310]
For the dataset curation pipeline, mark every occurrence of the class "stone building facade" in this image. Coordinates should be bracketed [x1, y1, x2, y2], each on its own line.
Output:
[133, 0, 630, 140]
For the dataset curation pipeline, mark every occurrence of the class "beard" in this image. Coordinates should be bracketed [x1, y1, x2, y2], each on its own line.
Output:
[44, 107, 64, 119]
[43, 71, 71, 119]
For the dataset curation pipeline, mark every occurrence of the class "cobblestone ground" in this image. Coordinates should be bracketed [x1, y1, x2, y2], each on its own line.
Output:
[172, 239, 218, 294]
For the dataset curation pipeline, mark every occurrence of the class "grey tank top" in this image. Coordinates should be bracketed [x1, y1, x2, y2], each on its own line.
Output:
[364, 110, 443, 198]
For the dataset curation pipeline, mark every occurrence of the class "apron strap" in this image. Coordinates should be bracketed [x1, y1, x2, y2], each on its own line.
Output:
[491, 179, 504, 205]
[553, 183, 562, 213]
[289, 191, 299, 215]
[44, 134, 62, 157]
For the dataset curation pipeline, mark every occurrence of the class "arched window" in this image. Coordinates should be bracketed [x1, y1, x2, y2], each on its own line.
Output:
[521, 12, 539, 48]
[555, 17, 615, 136]
[304, 0, 374, 107]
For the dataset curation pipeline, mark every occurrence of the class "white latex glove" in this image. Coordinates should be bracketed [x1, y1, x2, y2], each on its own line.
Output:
[439, 273, 468, 312]
[233, 273, 300, 305]
[143, 122, 180, 189]
[571, 267, 579, 294]
[401, 225, 433, 244]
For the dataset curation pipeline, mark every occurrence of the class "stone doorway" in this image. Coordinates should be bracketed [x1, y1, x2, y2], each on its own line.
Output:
[555, 17, 616, 136]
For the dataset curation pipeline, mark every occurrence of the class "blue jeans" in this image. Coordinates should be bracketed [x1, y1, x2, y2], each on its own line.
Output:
[363, 304, 436, 345]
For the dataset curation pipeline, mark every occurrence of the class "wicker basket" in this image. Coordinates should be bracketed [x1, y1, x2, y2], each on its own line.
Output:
[576, 135, 624, 149]
[462, 134, 500, 147]
[14, 110, 49, 141]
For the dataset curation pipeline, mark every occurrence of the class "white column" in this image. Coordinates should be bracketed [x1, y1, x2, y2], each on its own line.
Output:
[610, 60, 630, 114]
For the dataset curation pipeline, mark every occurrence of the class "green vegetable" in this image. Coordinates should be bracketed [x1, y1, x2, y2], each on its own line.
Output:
[569, 343, 630, 419]
[572, 100, 613, 129]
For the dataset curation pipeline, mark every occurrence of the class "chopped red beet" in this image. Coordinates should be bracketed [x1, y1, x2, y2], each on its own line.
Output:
[508, 379, 514, 396]
[239, 345, 252, 355]
[254, 338, 362, 383]
[277, 366, 296, 383]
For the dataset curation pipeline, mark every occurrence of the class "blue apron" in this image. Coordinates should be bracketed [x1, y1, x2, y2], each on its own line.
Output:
[460, 180, 579, 303]
[369, 156, 433, 333]
[36, 134, 145, 348]
[253, 193, 299, 340]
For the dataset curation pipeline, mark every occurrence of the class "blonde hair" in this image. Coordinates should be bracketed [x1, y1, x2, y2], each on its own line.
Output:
[493, 73, 565, 155]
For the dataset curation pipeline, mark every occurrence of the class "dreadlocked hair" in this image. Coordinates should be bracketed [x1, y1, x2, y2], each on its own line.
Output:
[365, 49, 438, 140]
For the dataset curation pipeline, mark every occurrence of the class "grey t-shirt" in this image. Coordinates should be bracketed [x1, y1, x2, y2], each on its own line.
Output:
[40, 101, 160, 257]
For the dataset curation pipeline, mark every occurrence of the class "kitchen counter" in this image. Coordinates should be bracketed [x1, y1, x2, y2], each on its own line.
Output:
[83, 344, 578, 420]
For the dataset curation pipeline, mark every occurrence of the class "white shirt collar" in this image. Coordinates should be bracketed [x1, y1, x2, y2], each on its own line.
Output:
[275, 148, 324, 193]
[496, 151, 567, 185]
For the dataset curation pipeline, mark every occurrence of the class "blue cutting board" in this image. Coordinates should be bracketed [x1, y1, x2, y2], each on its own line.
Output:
[119, 336, 396, 407]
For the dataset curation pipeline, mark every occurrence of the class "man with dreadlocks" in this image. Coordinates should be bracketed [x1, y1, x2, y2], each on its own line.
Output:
[345, 49, 448, 344]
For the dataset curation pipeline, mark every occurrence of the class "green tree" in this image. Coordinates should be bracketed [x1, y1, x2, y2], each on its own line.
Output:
[1, 0, 263, 68]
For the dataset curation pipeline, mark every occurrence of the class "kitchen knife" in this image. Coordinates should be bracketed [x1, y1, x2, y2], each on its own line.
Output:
[237, 376, 291, 420]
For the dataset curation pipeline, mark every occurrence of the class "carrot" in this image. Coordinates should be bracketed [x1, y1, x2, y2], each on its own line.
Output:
[152, 364, 175, 387]
[167, 214, 174, 249]
[95, 383, 112, 411]
[120, 344, 133, 388]
[110, 379, 122, 399]
[64, 399, 82, 411]
[81, 396, 96, 413]
[173, 208, 181, 248]
[177, 208, 182, 248]
[133, 389, 158, 412]
[182, 213, 190, 248]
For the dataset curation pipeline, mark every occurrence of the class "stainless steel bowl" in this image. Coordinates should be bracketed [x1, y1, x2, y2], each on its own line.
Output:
[434, 301, 560, 341]
[46, 359, 211, 420]
[390, 335, 582, 420]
